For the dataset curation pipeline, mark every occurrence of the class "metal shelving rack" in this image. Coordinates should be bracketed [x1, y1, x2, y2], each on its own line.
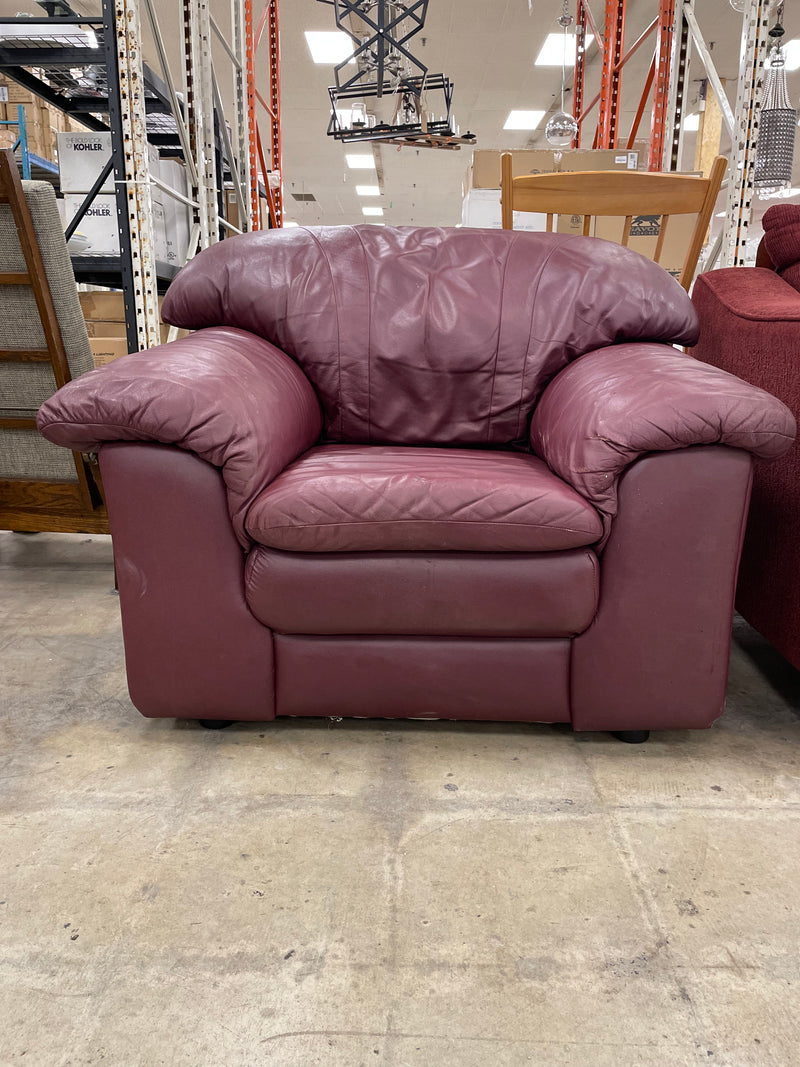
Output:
[0, 1, 281, 352]
[573, 0, 774, 273]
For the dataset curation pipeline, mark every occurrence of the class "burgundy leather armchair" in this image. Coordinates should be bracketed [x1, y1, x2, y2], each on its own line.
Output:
[37, 227, 794, 739]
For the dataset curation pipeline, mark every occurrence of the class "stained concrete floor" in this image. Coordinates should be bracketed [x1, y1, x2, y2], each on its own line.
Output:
[1, 531, 800, 1067]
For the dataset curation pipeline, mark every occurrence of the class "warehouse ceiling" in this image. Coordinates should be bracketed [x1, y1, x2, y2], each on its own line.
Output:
[0, 0, 798, 228]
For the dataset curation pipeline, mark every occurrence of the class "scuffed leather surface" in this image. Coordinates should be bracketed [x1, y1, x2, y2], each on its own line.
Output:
[161, 226, 699, 447]
[530, 342, 795, 536]
[274, 635, 571, 721]
[37, 327, 323, 547]
[246, 444, 603, 552]
[100, 443, 275, 720]
[572, 447, 752, 731]
[245, 546, 598, 636]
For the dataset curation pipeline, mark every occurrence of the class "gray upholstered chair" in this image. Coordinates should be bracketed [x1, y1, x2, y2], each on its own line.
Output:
[0, 149, 107, 532]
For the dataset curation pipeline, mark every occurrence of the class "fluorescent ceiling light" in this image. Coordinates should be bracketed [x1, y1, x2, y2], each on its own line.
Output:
[362, 206, 384, 216]
[346, 154, 376, 169]
[784, 39, 800, 71]
[355, 185, 380, 196]
[683, 113, 700, 131]
[534, 32, 594, 66]
[304, 31, 355, 65]
[504, 110, 546, 131]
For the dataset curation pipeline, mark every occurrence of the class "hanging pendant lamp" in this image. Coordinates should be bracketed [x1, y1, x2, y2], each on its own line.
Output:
[754, 3, 797, 199]
[545, 0, 579, 148]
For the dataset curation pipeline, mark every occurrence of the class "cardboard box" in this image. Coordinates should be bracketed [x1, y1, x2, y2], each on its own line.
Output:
[80, 292, 187, 346]
[160, 159, 191, 265]
[58, 131, 160, 194]
[83, 318, 173, 344]
[80, 291, 160, 321]
[465, 148, 641, 193]
[63, 192, 168, 259]
[461, 188, 583, 235]
[594, 213, 697, 279]
[89, 335, 131, 367]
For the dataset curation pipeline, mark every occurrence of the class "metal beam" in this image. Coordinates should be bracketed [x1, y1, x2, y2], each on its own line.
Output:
[597, 0, 625, 148]
[103, 0, 160, 352]
[722, 0, 771, 267]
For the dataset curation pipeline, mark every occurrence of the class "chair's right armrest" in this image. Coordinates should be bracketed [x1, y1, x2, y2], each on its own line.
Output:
[691, 268, 800, 395]
[37, 326, 323, 547]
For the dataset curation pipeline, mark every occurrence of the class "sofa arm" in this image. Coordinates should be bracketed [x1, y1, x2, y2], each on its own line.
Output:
[37, 326, 323, 547]
[693, 264, 800, 324]
[530, 341, 795, 536]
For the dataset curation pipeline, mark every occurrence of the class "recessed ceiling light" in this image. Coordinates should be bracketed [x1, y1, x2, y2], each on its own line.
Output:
[356, 185, 380, 196]
[784, 39, 800, 71]
[346, 154, 376, 169]
[362, 206, 384, 216]
[683, 113, 700, 131]
[304, 31, 355, 65]
[534, 33, 594, 66]
[504, 110, 546, 131]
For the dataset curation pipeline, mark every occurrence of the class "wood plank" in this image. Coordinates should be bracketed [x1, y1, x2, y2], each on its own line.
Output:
[509, 170, 710, 216]
[0, 416, 37, 429]
[621, 215, 633, 247]
[0, 348, 52, 362]
[0, 272, 32, 285]
[0, 478, 87, 514]
[654, 214, 670, 263]
[0, 507, 110, 534]
[500, 152, 514, 230]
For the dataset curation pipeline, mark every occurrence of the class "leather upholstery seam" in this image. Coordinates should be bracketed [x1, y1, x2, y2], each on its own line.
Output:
[516, 243, 561, 441]
[305, 228, 343, 438]
[255, 518, 602, 533]
[352, 227, 373, 442]
[486, 234, 517, 443]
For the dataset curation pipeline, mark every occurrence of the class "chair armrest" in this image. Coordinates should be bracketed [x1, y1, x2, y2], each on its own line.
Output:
[693, 265, 800, 323]
[530, 341, 795, 538]
[37, 326, 323, 547]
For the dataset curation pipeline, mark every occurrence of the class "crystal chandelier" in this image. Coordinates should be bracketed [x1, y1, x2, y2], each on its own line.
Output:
[754, 3, 797, 199]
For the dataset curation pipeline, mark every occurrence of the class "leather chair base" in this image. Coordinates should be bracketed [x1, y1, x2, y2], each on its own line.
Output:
[274, 635, 571, 722]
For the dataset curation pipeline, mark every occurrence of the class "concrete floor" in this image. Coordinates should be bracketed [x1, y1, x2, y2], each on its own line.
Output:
[1, 532, 800, 1067]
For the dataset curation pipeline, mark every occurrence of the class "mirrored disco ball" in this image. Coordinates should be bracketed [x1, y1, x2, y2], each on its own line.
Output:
[545, 110, 578, 147]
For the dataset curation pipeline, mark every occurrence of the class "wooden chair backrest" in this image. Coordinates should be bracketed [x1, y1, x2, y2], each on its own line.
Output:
[500, 153, 727, 291]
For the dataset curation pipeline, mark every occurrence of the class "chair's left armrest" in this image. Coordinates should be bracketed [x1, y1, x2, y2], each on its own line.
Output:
[37, 326, 323, 547]
[530, 342, 795, 537]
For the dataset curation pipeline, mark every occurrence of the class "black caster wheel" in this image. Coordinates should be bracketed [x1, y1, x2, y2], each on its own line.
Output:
[612, 730, 650, 744]
[199, 719, 235, 730]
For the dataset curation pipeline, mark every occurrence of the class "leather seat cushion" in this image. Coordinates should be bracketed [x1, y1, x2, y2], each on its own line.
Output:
[245, 445, 603, 552]
[245, 546, 599, 636]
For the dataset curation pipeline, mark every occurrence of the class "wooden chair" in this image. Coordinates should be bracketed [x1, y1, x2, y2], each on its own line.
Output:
[0, 148, 108, 533]
[500, 153, 726, 291]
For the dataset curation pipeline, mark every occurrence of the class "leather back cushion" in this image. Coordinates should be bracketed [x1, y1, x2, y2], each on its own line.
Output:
[162, 225, 699, 448]
[762, 204, 800, 289]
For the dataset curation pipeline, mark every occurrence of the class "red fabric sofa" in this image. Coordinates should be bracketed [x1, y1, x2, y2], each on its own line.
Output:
[692, 205, 800, 673]
[37, 227, 794, 738]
